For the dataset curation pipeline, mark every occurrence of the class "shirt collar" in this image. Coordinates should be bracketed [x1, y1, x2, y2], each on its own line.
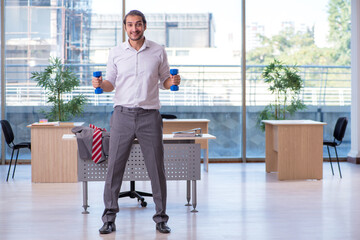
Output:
[123, 37, 149, 52]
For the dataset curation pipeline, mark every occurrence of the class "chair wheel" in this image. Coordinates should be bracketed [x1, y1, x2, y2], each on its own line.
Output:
[141, 201, 147, 207]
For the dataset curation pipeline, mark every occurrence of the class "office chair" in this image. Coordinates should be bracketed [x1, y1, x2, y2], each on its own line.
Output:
[323, 117, 348, 178]
[160, 114, 177, 119]
[117, 142, 152, 207]
[118, 181, 152, 207]
[0, 120, 31, 181]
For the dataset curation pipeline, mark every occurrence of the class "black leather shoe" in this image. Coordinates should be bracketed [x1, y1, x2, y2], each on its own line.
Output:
[156, 222, 171, 233]
[99, 222, 116, 234]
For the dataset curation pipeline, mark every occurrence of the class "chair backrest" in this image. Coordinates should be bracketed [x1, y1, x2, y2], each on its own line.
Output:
[161, 114, 177, 119]
[333, 117, 348, 142]
[0, 120, 15, 145]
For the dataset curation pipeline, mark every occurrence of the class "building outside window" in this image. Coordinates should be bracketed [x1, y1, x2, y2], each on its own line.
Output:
[2, 0, 351, 161]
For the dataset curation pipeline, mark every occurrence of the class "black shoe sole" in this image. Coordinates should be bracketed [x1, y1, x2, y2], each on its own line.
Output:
[156, 226, 171, 233]
[99, 228, 115, 234]
[99, 225, 116, 234]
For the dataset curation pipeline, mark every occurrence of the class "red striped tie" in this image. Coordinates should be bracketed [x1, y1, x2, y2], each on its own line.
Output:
[89, 124, 106, 164]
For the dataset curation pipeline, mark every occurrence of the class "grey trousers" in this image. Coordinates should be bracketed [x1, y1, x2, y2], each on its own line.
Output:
[101, 106, 169, 224]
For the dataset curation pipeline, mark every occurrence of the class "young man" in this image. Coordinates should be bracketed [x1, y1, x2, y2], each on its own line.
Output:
[92, 10, 181, 235]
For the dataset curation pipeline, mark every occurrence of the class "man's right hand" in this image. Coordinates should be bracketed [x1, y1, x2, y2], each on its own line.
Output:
[92, 76, 102, 89]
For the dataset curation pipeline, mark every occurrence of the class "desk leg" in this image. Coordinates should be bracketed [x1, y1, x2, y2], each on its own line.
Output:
[203, 149, 209, 172]
[185, 180, 192, 206]
[82, 181, 89, 214]
[191, 180, 198, 212]
[265, 124, 278, 173]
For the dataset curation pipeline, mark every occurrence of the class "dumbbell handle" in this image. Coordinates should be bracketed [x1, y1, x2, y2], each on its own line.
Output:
[93, 71, 103, 94]
[170, 69, 179, 91]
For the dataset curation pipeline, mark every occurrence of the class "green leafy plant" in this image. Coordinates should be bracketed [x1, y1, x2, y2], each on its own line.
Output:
[258, 59, 306, 130]
[31, 57, 87, 121]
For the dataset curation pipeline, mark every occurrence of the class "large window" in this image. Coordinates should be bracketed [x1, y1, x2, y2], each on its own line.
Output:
[125, 0, 243, 159]
[4, 0, 93, 159]
[246, 0, 351, 158]
[3, 0, 351, 160]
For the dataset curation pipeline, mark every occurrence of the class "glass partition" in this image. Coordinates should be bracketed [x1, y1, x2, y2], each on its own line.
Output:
[4, 0, 94, 159]
[125, 0, 243, 159]
[3, 0, 351, 160]
[246, 0, 351, 158]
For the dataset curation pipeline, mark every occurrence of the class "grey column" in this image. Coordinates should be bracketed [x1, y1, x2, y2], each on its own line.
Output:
[348, 0, 360, 163]
[1, 0, 5, 165]
[241, 0, 246, 163]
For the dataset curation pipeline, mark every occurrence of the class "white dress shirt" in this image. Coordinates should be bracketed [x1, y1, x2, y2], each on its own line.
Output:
[105, 38, 170, 109]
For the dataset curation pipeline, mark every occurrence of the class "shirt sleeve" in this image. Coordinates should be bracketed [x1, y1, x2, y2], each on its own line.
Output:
[105, 47, 116, 88]
[158, 47, 170, 90]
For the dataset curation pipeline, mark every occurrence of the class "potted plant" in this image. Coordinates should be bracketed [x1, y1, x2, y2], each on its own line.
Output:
[258, 59, 306, 130]
[31, 57, 87, 122]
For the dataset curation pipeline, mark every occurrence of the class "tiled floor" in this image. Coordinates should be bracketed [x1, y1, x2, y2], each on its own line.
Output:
[0, 162, 358, 240]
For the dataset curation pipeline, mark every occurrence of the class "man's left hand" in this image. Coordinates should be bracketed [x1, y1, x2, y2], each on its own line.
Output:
[171, 74, 181, 86]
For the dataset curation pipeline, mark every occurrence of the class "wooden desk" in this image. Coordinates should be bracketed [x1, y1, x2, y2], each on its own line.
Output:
[163, 119, 211, 171]
[29, 118, 214, 183]
[262, 120, 326, 180]
[28, 122, 83, 183]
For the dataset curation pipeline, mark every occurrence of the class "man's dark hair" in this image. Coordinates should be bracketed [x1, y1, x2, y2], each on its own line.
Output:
[123, 10, 147, 25]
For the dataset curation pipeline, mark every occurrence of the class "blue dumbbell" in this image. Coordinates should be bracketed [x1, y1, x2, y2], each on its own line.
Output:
[93, 71, 103, 94]
[170, 69, 179, 91]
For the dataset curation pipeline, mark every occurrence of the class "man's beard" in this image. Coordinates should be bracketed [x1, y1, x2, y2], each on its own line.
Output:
[129, 31, 144, 41]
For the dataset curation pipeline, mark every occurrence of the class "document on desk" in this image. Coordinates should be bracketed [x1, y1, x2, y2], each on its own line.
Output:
[31, 121, 60, 126]
[173, 128, 202, 137]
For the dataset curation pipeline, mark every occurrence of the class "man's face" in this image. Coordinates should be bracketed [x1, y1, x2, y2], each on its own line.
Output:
[124, 15, 146, 41]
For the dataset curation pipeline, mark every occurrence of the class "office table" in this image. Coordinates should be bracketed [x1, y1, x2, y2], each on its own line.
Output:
[29, 119, 212, 183]
[262, 120, 326, 180]
[63, 133, 216, 213]
[28, 122, 83, 183]
[163, 119, 211, 171]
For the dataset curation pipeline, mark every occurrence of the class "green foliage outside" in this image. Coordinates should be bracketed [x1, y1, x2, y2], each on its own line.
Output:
[31, 57, 87, 122]
[247, 0, 351, 66]
[258, 59, 306, 131]
[251, 0, 350, 130]
[328, 0, 351, 65]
